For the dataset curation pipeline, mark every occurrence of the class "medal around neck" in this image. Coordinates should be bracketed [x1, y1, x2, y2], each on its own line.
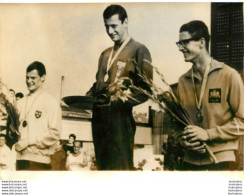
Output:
[105, 37, 131, 83]
[22, 120, 28, 127]
[196, 110, 203, 123]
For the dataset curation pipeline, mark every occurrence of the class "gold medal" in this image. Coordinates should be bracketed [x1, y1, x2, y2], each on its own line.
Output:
[196, 110, 203, 123]
[22, 120, 27, 127]
[22, 90, 44, 129]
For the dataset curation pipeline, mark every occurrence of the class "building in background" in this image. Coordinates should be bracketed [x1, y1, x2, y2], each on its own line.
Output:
[211, 2, 243, 170]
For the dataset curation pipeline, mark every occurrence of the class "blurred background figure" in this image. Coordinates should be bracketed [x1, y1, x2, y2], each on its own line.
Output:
[9, 89, 16, 105]
[65, 140, 88, 171]
[9, 89, 15, 98]
[0, 134, 15, 171]
[15, 92, 24, 101]
[63, 133, 76, 156]
[0, 96, 8, 135]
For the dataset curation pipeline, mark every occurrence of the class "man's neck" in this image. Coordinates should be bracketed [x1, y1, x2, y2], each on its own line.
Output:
[114, 33, 130, 46]
[73, 151, 81, 157]
[29, 87, 43, 96]
[0, 144, 5, 148]
[192, 53, 211, 78]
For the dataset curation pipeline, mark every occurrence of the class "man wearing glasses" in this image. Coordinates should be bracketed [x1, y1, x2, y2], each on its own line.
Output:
[176, 20, 244, 170]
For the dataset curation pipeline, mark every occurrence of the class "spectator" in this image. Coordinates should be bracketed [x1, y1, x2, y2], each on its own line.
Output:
[15, 92, 24, 101]
[0, 134, 14, 170]
[63, 133, 76, 156]
[65, 140, 88, 171]
[0, 97, 8, 134]
[9, 89, 16, 104]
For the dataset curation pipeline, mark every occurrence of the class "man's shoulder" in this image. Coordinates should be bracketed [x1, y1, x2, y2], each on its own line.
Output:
[3, 144, 11, 152]
[41, 90, 55, 99]
[213, 59, 239, 76]
[17, 95, 27, 109]
[40, 91, 60, 106]
[129, 38, 149, 50]
[100, 38, 149, 54]
[101, 46, 113, 56]
[178, 68, 192, 82]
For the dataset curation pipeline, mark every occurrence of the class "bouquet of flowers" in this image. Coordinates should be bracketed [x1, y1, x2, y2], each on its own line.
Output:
[0, 78, 20, 148]
[105, 59, 218, 170]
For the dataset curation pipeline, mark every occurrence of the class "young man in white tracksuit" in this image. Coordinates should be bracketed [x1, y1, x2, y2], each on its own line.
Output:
[15, 61, 62, 170]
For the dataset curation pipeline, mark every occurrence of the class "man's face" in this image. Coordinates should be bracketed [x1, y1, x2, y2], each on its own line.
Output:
[178, 31, 201, 62]
[68, 136, 74, 144]
[10, 91, 15, 98]
[26, 69, 45, 93]
[0, 136, 6, 147]
[73, 142, 81, 154]
[104, 14, 128, 43]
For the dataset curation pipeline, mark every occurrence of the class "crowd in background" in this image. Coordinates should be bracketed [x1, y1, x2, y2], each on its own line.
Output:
[51, 133, 97, 171]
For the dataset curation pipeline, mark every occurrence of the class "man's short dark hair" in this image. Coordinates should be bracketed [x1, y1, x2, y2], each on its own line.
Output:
[15, 92, 24, 99]
[103, 4, 128, 23]
[180, 20, 210, 51]
[69, 133, 76, 140]
[27, 61, 46, 77]
[9, 89, 15, 94]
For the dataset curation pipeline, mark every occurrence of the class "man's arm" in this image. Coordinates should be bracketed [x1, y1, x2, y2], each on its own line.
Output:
[86, 53, 105, 97]
[206, 71, 244, 141]
[35, 100, 61, 149]
[122, 45, 153, 107]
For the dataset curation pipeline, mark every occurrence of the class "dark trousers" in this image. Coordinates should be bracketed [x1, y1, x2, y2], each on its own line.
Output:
[92, 104, 136, 170]
[180, 161, 237, 171]
[17, 160, 51, 171]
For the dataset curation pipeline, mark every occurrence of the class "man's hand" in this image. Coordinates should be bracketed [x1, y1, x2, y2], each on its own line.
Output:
[179, 137, 206, 153]
[15, 140, 29, 152]
[182, 125, 209, 142]
[179, 125, 209, 153]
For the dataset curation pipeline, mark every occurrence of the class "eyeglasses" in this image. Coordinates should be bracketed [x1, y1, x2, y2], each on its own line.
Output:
[176, 37, 201, 47]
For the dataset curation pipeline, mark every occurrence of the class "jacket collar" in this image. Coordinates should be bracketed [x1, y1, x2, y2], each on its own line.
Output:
[184, 58, 224, 80]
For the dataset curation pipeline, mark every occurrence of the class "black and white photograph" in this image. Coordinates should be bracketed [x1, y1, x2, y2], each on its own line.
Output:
[0, 1, 243, 195]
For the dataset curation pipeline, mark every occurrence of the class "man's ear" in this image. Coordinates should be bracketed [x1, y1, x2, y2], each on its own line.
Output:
[41, 75, 46, 82]
[123, 18, 128, 28]
[200, 38, 206, 49]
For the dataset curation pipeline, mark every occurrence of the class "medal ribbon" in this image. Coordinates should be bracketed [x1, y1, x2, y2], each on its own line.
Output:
[191, 62, 211, 111]
[22, 90, 44, 126]
[105, 36, 131, 80]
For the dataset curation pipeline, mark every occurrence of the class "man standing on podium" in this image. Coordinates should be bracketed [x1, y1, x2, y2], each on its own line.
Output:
[15, 61, 62, 170]
[86, 4, 153, 170]
[177, 20, 244, 170]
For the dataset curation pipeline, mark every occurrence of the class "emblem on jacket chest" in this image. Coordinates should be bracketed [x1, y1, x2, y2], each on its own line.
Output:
[209, 88, 221, 103]
[35, 110, 42, 118]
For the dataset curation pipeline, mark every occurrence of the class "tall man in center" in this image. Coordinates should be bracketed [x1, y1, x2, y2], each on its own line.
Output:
[86, 5, 153, 170]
